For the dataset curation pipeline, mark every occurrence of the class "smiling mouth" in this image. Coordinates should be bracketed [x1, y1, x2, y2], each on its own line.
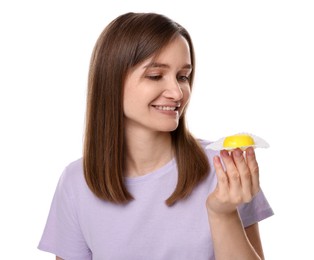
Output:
[153, 105, 179, 111]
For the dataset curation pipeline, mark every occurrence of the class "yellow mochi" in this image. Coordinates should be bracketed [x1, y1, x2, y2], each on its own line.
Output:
[223, 134, 255, 148]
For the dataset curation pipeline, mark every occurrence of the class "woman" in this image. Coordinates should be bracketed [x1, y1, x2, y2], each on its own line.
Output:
[38, 12, 273, 260]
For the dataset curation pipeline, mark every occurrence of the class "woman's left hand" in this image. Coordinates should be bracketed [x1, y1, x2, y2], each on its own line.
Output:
[206, 147, 260, 215]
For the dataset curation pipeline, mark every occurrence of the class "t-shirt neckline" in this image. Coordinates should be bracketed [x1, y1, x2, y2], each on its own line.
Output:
[124, 158, 176, 185]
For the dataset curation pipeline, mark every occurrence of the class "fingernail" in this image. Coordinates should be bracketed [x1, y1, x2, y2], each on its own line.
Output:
[234, 149, 242, 157]
[221, 150, 228, 157]
[247, 147, 255, 155]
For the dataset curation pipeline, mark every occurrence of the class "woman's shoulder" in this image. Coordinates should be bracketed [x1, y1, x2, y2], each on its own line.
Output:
[64, 157, 84, 174]
[57, 158, 85, 189]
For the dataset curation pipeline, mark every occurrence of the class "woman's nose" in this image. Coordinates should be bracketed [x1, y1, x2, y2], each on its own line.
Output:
[163, 79, 183, 100]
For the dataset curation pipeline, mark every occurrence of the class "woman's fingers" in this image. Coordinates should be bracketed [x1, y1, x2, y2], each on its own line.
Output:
[231, 149, 254, 202]
[213, 155, 229, 192]
[219, 148, 260, 202]
[245, 147, 260, 195]
[210, 148, 261, 214]
[220, 150, 242, 202]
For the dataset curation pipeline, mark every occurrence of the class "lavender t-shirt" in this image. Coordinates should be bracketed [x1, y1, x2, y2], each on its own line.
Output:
[38, 140, 274, 260]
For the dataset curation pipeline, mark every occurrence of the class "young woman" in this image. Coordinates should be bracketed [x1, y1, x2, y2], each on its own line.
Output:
[38, 12, 273, 260]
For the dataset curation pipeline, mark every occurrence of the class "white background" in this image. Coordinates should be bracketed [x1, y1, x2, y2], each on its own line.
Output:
[1, 0, 313, 259]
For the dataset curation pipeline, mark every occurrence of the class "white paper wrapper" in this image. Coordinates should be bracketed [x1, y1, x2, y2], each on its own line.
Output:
[206, 132, 270, 151]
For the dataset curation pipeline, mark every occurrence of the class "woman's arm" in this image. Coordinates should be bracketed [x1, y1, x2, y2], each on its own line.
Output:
[207, 210, 263, 260]
[56, 257, 63, 260]
[245, 223, 265, 259]
[206, 147, 264, 260]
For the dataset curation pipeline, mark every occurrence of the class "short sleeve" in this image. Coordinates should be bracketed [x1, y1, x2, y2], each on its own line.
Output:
[38, 168, 91, 260]
[237, 189, 274, 227]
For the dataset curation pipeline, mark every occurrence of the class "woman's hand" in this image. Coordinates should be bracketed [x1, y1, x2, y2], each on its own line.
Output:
[206, 147, 260, 215]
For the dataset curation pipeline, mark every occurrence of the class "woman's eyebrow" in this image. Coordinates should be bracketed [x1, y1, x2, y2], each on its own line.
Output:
[144, 62, 169, 69]
[144, 62, 193, 70]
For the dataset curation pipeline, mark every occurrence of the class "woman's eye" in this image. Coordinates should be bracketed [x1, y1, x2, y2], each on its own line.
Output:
[146, 75, 162, 81]
[178, 75, 190, 82]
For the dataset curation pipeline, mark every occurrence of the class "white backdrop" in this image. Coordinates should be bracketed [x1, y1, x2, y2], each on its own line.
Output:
[1, 0, 313, 259]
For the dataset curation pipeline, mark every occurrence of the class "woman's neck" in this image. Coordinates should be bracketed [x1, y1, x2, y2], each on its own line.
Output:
[124, 130, 173, 178]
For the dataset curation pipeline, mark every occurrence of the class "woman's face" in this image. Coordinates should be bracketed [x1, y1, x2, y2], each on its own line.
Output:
[123, 35, 192, 134]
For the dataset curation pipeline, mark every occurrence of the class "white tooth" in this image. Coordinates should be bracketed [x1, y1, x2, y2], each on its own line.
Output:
[155, 106, 175, 111]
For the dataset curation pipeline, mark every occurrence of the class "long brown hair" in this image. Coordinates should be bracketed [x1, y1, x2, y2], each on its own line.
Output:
[83, 12, 209, 206]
